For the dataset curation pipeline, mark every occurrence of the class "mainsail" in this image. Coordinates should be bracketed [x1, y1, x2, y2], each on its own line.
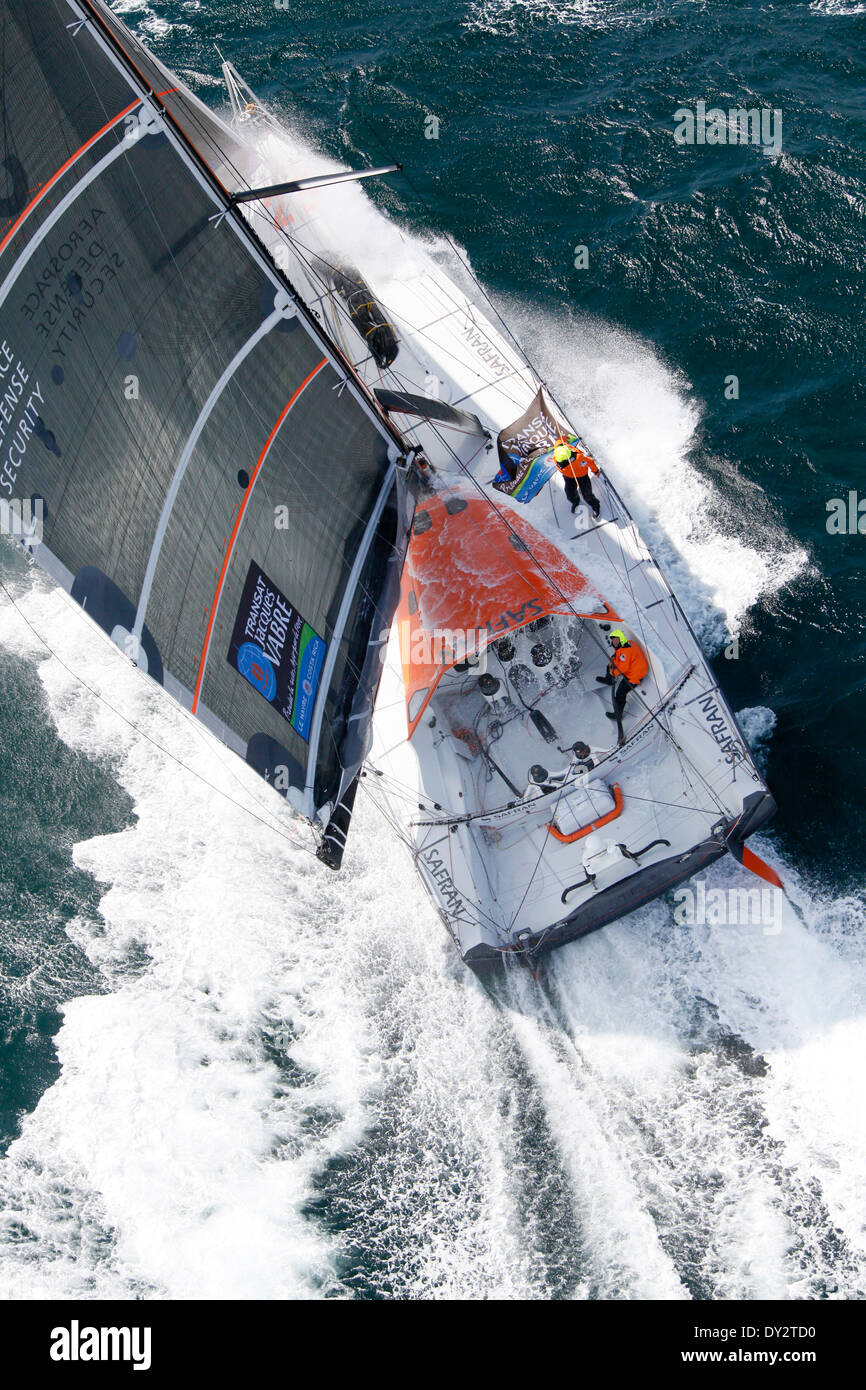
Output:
[0, 0, 413, 864]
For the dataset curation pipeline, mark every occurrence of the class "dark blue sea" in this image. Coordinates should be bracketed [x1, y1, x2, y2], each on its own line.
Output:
[0, 0, 864, 1299]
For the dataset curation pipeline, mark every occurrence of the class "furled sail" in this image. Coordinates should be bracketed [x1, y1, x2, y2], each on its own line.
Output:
[0, 0, 413, 864]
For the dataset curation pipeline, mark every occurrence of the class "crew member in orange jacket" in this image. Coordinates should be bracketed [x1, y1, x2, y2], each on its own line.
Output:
[596, 628, 649, 738]
[552, 436, 601, 519]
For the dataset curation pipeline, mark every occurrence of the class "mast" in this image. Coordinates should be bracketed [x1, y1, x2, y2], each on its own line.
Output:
[1, 0, 418, 868]
[77, 0, 409, 458]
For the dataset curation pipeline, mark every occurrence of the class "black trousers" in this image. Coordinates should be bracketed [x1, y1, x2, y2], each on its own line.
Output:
[613, 677, 636, 716]
[563, 473, 600, 514]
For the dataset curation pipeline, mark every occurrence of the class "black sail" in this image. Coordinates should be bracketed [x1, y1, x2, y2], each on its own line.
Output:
[0, 0, 411, 856]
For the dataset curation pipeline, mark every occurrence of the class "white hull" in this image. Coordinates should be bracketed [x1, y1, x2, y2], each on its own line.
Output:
[229, 106, 775, 968]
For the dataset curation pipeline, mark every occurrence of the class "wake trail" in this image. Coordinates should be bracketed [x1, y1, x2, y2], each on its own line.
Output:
[0, 91, 857, 1302]
[497, 866, 866, 1299]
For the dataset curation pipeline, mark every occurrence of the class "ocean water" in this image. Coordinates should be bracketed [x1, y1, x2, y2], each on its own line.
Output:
[0, 0, 864, 1299]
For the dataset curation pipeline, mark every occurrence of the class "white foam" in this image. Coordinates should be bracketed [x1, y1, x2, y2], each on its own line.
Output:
[810, 0, 866, 15]
[253, 113, 809, 655]
[496, 306, 810, 650]
[521, 855, 866, 1297]
[0, 95, 861, 1299]
[0, 585, 539, 1297]
[2, 571, 865, 1297]
[664, 855, 866, 1282]
[110, 1, 187, 40]
[464, 0, 621, 34]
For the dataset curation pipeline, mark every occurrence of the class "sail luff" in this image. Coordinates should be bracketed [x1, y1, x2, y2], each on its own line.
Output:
[303, 458, 398, 813]
[76, 0, 407, 457]
[0, 0, 414, 850]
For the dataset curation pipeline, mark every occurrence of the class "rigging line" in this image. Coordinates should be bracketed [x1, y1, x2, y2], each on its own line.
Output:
[400, 422, 717, 817]
[427, 826, 511, 941]
[412, 270, 536, 403]
[361, 769, 513, 940]
[356, 777, 506, 940]
[616, 522, 693, 667]
[442, 451, 623, 633]
[251, 8, 573, 407]
[78, 0, 407, 456]
[406, 407, 653, 626]
[35, 33, 410, 699]
[365, 759, 462, 819]
[591, 514, 693, 671]
[444, 816, 512, 947]
[366, 307, 531, 419]
[364, 769, 439, 812]
[673, 702, 754, 775]
[600, 479, 696, 664]
[504, 758, 582, 935]
[0, 574, 321, 860]
[596, 530, 681, 677]
[351, 346, 492, 474]
[589, 652, 730, 815]
[355, 778, 415, 845]
[649, 710, 732, 818]
[361, 382, 594, 676]
[273, 213, 535, 416]
[241, 166, 680, 661]
[412, 785, 726, 827]
[606, 633, 740, 813]
[260, 215, 537, 425]
[681, 681, 726, 709]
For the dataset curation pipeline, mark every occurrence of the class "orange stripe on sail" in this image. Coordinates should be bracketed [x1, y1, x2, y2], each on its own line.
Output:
[0, 99, 141, 257]
[191, 357, 329, 714]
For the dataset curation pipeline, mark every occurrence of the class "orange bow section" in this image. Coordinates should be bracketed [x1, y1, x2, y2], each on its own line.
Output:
[398, 490, 619, 736]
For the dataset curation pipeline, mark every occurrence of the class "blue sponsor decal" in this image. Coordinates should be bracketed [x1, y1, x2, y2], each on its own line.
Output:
[291, 626, 327, 740]
[227, 562, 327, 742]
[236, 641, 278, 701]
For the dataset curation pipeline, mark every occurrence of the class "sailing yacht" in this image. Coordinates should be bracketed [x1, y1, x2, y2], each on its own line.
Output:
[0, 0, 778, 970]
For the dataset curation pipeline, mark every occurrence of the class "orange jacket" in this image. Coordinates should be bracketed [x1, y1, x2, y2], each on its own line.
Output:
[609, 640, 649, 685]
[556, 445, 599, 480]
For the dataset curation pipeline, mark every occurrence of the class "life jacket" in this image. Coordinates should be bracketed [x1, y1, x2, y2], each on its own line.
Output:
[611, 640, 649, 685]
[552, 441, 599, 480]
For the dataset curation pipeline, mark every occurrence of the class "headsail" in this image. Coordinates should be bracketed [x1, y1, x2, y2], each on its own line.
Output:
[0, 0, 413, 862]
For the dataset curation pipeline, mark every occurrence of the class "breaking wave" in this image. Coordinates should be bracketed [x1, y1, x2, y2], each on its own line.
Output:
[0, 17, 862, 1302]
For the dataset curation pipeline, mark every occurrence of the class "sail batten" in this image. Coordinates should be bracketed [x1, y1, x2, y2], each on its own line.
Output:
[0, 0, 412, 845]
[74, 0, 404, 453]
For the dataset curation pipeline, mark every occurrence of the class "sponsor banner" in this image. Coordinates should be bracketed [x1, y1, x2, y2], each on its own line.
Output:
[492, 450, 557, 503]
[496, 385, 572, 473]
[227, 561, 327, 741]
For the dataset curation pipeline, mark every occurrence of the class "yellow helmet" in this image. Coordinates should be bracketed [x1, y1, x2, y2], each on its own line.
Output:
[609, 628, 626, 644]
